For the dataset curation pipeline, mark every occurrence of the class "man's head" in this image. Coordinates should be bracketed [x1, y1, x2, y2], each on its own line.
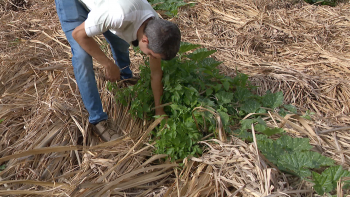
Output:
[139, 18, 181, 60]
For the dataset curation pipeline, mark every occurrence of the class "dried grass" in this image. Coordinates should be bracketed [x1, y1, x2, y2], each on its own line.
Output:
[1, 0, 350, 196]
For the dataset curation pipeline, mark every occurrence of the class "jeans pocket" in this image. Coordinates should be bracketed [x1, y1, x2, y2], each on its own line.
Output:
[56, 0, 87, 21]
[56, 0, 88, 32]
[63, 1, 81, 21]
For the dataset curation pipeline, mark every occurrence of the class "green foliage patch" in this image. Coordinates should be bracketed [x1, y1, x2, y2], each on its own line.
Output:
[312, 166, 350, 195]
[112, 42, 349, 195]
[147, 0, 192, 17]
[304, 0, 338, 6]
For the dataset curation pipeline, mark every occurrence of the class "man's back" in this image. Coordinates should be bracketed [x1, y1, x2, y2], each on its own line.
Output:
[81, 0, 158, 43]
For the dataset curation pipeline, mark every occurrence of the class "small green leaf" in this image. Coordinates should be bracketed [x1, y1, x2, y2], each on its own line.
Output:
[240, 119, 256, 130]
[241, 99, 261, 113]
[301, 110, 315, 120]
[0, 164, 5, 171]
[222, 80, 230, 91]
[278, 108, 287, 117]
[187, 48, 216, 62]
[256, 108, 267, 113]
[254, 124, 267, 132]
[198, 98, 215, 107]
[284, 104, 297, 114]
[206, 88, 213, 96]
[178, 42, 201, 54]
[200, 58, 222, 69]
[260, 127, 284, 136]
[218, 111, 230, 126]
[234, 86, 253, 102]
[236, 129, 253, 141]
[215, 91, 233, 105]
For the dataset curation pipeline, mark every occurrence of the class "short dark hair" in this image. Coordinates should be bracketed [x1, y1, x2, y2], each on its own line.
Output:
[144, 18, 181, 60]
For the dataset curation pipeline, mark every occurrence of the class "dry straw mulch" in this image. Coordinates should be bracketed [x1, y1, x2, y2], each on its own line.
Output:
[0, 0, 350, 196]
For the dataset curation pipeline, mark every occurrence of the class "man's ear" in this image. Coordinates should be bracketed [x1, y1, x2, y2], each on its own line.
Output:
[141, 35, 149, 43]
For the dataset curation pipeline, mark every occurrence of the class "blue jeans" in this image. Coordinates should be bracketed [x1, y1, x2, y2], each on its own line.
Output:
[55, 0, 132, 124]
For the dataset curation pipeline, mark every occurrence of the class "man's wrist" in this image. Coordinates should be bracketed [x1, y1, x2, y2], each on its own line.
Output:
[155, 107, 165, 115]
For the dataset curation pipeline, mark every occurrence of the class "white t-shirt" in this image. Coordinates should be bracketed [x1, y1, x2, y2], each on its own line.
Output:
[80, 0, 159, 44]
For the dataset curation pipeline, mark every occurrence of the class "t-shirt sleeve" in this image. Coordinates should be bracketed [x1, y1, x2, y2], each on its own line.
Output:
[84, 7, 123, 37]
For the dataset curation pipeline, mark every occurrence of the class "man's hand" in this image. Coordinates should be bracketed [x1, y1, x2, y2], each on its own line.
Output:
[105, 62, 121, 82]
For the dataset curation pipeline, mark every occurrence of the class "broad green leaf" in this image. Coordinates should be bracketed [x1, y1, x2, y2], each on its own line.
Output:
[199, 58, 222, 69]
[241, 99, 261, 113]
[213, 84, 222, 92]
[278, 153, 313, 178]
[278, 108, 287, 117]
[260, 127, 284, 136]
[174, 84, 182, 91]
[241, 118, 265, 130]
[178, 42, 201, 54]
[312, 166, 350, 195]
[254, 124, 267, 132]
[257, 140, 284, 165]
[206, 88, 213, 96]
[187, 48, 217, 62]
[240, 119, 256, 130]
[234, 86, 253, 102]
[148, 0, 187, 16]
[218, 111, 230, 126]
[237, 129, 253, 141]
[262, 91, 284, 109]
[198, 98, 215, 107]
[256, 134, 273, 143]
[232, 72, 249, 87]
[279, 152, 334, 178]
[215, 91, 233, 105]
[222, 80, 230, 91]
[312, 171, 333, 195]
[307, 151, 334, 168]
[284, 104, 297, 114]
[256, 108, 267, 113]
[276, 135, 313, 153]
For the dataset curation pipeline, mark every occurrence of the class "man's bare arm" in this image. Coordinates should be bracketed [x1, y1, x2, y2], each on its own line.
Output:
[72, 22, 120, 81]
[149, 56, 165, 116]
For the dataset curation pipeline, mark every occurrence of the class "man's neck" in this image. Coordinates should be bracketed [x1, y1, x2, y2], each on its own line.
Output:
[137, 18, 152, 41]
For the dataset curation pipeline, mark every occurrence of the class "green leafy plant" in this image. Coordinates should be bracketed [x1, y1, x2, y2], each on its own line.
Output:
[304, 0, 338, 6]
[114, 42, 347, 195]
[116, 43, 231, 160]
[312, 165, 350, 195]
[301, 110, 315, 120]
[256, 135, 334, 178]
[148, 0, 191, 17]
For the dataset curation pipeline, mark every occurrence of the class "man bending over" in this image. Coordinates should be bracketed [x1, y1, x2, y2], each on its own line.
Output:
[55, 0, 181, 141]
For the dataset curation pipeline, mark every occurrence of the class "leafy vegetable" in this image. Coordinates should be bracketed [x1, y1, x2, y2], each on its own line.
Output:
[113, 42, 344, 195]
[148, 0, 189, 16]
[312, 166, 350, 195]
[258, 135, 334, 178]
